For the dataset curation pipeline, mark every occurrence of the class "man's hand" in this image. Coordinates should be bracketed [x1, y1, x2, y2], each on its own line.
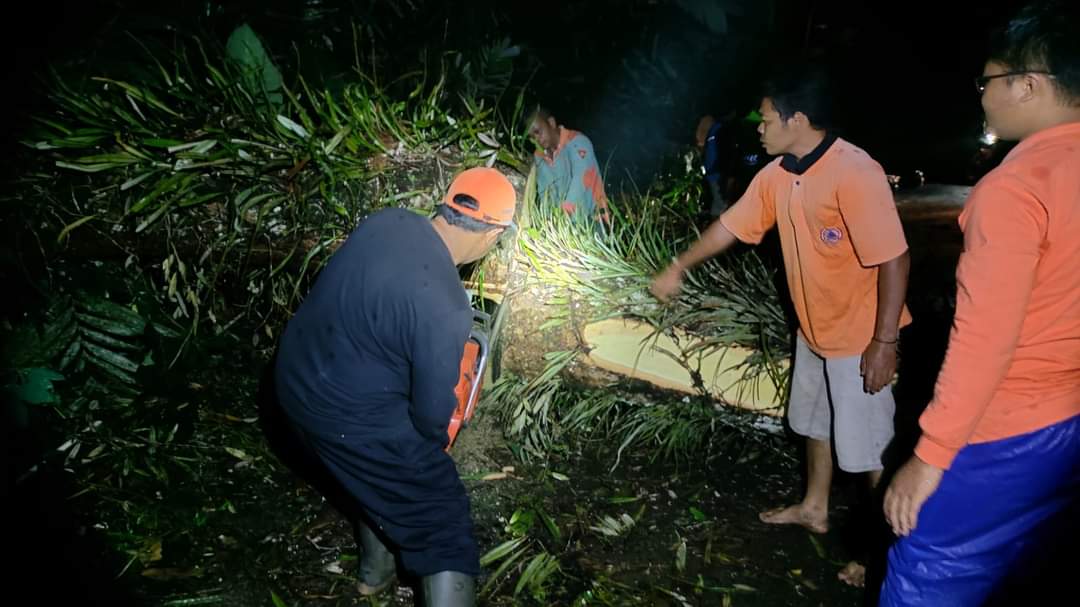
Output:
[650, 263, 685, 303]
[860, 338, 897, 393]
[883, 456, 944, 537]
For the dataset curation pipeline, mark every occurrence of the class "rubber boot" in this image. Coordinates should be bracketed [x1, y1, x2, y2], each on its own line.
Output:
[355, 522, 396, 595]
[421, 571, 475, 607]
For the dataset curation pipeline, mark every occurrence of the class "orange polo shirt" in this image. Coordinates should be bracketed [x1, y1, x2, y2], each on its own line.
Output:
[916, 121, 1080, 470]
[721, 137, 911, 358]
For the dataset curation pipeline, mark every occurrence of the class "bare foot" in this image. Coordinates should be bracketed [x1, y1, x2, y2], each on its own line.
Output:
[758, 504, 829, 534]
[838, 561, 866, 587]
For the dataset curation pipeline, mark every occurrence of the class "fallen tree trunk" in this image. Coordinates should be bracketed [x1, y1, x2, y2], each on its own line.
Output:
[478, 183, 969, 417]
[472, 223, 786, 416]
[484, 262, 786, 415]
[581, 318, 784, 412]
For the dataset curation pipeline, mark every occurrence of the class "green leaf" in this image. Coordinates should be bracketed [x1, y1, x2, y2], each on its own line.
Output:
[55, 159, 134, 173]
[56, 215, 97, 244]
[79, 295, 146, 326]
[59, 340, 81, 371]
[80, 327, 140, 352]
[515, 552, 557, 597]
[480, 545, 529, 595]
[10, 367, 65, 405]
[538, 509, 561, 541]
[121, 171, 158, 191]
[224, 447, 250, 461]
[80, 350, 136, 384]
[506, 508, 536, 537]
[91, 77, 182, 117]
[75, 310, 145, 337]
[151, 322, 182, 339]
[675, 537, 687, 573]
[135, 200, 174, 233]
[324, 126, 350, 154]
[142, 138, 185, 149]
[82, 341, 140, 373]
[276, 115, 310, 139]
[178, 192, 220, 208]
[129, 173, 191, 214]
[479, 537, 527, 567]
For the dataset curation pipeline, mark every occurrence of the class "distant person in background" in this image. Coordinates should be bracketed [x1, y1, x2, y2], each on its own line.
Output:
[881, 2, 1080, 604]
[719, 109, 772, 205]
[528, 106, 612, 228]
[695, 113, 734, 217]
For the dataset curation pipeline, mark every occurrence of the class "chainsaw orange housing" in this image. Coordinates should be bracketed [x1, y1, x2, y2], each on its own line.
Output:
[446, 338, 482, 450]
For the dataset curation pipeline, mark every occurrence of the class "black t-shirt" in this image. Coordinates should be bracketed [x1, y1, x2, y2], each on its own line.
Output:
[275, 208, 472, 447]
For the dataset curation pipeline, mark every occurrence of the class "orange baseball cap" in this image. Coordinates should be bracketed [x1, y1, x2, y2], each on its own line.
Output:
[443, 167, 516, 227]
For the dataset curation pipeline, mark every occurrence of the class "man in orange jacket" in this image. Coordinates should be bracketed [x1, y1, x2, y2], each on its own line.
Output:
[881, 2, 1080, 604]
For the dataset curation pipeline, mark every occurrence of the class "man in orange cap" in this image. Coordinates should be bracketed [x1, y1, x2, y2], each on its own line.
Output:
[274, 167, 516, 606]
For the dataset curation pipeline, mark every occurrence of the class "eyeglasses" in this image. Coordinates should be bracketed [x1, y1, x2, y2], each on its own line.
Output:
[974, 71, 1055, 94]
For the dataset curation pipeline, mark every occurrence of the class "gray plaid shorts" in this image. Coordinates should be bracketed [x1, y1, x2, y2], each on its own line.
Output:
[787, 336, 895, 473]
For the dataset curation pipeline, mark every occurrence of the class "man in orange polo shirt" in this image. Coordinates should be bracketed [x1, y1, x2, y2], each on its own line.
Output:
[652, 65, 911, 586]
[881, 2, 1080, 605]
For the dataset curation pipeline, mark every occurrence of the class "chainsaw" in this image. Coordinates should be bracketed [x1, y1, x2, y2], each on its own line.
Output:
[445, 308, 492, 450]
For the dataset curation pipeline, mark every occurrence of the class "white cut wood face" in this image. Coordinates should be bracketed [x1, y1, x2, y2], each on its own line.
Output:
[583, 319, 786, 415]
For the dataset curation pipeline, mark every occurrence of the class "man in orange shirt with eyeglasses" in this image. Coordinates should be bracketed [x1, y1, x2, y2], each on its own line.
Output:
[881, 2, 1080, 604]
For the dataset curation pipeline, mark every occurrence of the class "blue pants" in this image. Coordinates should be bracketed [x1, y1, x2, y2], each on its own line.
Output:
[880, 414, 1080, 606]
[309, 429, 480, 577]
[285, 420, 479, 578]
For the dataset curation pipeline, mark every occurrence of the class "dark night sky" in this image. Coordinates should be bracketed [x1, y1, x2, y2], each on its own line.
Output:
[785, 0, 1027, 180]
[1, 0, 1032, 185]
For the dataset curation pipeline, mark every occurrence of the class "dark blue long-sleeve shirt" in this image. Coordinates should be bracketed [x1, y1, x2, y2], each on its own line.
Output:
[274, 208, 472, 447]
[702, 121, 725, 185]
